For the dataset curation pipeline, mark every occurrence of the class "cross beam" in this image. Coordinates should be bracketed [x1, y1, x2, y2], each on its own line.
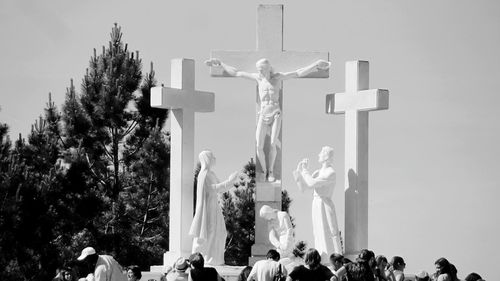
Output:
[151, 58, 214, 266]
[325, 60, 389, 258]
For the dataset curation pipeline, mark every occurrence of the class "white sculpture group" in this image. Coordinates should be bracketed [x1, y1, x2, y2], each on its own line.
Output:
[150, 4, 389, 268]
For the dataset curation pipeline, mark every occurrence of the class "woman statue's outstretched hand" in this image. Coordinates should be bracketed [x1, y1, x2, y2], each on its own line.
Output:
[205, 58, 222, 67]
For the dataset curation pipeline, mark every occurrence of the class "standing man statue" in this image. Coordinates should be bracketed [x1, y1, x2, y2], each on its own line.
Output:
[206, 58, 330, 182]
[293, 146, 343, 261]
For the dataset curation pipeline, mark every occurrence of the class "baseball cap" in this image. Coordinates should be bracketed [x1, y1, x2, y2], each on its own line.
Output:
[416, 270, 429, 279]
[77, 247, 96, 261]
[175, 257, 189, 271]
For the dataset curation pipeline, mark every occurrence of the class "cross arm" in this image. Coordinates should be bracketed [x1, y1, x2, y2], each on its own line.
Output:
[208, 50, 330, 78]
[325, 89, 389, 114]
[151, 86, 215, 113]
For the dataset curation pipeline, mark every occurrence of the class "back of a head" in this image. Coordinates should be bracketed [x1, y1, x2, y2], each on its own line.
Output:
[237, 266, 253, 281]
[357, 249, 375, 264]
[266, 249, 280, 261]
[189, 252, 204, 269]
[304, 248, 321, 269]
[464, 272, 483, 281]
[330, 253, 344, 264]
[127, 265, 142, 280]
[390, 256, 405, 270]
[435, 257, 451, 275]
[375, 255, 387, 266]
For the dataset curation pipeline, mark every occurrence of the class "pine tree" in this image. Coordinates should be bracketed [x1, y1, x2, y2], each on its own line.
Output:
[195, 158, 295, 265]
[78, 23, 142, 199]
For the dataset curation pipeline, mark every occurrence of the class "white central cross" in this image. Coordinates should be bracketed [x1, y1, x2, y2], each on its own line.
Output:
[325, 60, 389, 258]
[151, 58, 214, 266]
[208, 4, 330, 263]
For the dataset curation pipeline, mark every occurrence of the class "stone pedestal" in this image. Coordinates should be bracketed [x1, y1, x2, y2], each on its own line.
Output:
[249, 181, 281, 265]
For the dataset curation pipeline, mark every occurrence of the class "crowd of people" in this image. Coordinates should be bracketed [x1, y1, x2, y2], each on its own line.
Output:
[53, 246, 486, 281]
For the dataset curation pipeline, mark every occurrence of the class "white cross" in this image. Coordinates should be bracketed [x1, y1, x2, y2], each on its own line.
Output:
[151, 58, 214, 265]
[325, 60, 389, 258]
[208, 4, 330, 263]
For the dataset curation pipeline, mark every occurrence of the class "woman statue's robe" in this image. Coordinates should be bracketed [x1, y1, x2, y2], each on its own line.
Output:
[189, 168, 233, 265]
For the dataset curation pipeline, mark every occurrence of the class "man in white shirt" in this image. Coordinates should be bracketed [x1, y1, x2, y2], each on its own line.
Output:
[77, 247, 127, 281]
[247, 249, 286, 281]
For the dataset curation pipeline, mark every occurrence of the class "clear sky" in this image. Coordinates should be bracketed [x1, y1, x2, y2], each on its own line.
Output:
[1, 0, 499, 279]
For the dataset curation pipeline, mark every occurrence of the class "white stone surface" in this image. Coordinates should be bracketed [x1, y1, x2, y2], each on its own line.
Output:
[189, 150, 239, 265]
[292, 146, 342, 261]
[150, 58, 215, 267]
[259, 205, 295, 258]
[325, 61, 389, 258]
[207, 4, 330, 262]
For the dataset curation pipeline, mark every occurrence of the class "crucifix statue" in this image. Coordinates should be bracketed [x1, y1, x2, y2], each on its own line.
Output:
[206, 4, 330, 263]
[206, 58, 330, 182]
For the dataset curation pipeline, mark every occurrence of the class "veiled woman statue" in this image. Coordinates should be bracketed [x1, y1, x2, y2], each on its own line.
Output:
[189, 150, 239, 265]
[292, 146, 342, 261]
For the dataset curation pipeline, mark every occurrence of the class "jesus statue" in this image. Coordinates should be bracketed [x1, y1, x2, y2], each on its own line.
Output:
[206, 58, 330, 182]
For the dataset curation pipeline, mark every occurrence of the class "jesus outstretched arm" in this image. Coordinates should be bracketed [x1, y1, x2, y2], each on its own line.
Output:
[205, 58, 257, 80]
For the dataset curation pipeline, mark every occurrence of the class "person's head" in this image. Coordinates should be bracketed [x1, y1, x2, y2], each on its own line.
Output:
[304, 248, 322, 269]
[77, 247, 99, 268]
[330, 253, 344, 271]
[435, 257, 451, 276]
[415, 270, 430, 281]
[238, 266, 253, 281]
[256, 58, 272, 76]
[375, 255, 388, 271]
[127, 265, 141, 281]
[464, 272, 483, 281]
[318, 146, 334, 165]
[266, 249, 280, 261]
[189, 252, 204, 270]
[357, 249, 375, 266]
[259, 205, 277, 221]
[174, 257, 189, 273]
[199, 150, 215, 169]
[390, 256, 406, 271]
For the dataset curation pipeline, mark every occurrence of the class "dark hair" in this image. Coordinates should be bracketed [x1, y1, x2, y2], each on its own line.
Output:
[435, 257, 451, 276]
[292, 241, 307, 258]
[127, 265, 142, 280]
[266, 249, 280, 261]
[449, 264, 458, 281]
[304, 248, 322, 269]
[375, 255, 387, 266]
[189, 252, 204, 269]
[238, 266, 253, 281]
[464, 272, 483, 281]
[330, 253, 344, 264]
[342, 257, 353, 265]
[390, 256, 406, 270]
[85, 254, 99, 268]
[357, 249, 375, 264]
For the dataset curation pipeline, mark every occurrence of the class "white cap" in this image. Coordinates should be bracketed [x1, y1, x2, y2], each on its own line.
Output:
[415, 270, 429, 279]
[77, 247, 96, 261]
